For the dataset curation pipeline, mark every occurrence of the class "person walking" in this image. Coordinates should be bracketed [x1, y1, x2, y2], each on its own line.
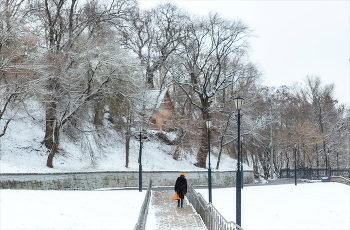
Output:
[174, 172, 187, 208]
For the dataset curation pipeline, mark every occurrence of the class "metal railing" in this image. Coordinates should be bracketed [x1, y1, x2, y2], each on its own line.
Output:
[280, 168, 350, 179]
[330, 176, 350, 186]
[187, 185, 243, 230]
[134, 180, 152, 230]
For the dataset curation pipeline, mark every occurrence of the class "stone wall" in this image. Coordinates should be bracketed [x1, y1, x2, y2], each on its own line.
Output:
[0, 170, 254, 190]
[330, 176, 350, 186]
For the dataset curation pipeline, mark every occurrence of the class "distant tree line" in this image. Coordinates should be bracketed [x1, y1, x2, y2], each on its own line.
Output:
[0, 0, 348, 177]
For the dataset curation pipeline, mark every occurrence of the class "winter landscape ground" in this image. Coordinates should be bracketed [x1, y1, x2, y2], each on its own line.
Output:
[1, 0, 349, 229]
[0, 102, 349, 230]
[1, 180, 349, 230]
[197, 182, 350, 230]
[0, 99, 238, 173]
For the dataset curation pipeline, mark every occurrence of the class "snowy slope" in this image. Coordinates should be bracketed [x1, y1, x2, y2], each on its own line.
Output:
[0, 100, 241, 173]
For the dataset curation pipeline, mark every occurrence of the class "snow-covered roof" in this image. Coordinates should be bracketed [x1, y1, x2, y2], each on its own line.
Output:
[142, 88, 168, 111]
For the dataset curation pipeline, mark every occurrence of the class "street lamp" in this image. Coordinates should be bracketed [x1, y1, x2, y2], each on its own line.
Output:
[234, 96, 244, 227]
[294, 143, 297, 186]
[206, 119, 212, 203]
[138, 125, 143, 192]
[241, 136, 244, 189]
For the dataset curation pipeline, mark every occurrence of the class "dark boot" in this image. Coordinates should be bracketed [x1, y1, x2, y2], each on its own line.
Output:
[180, 199, 184, 208]
[177, 199, 180, 207]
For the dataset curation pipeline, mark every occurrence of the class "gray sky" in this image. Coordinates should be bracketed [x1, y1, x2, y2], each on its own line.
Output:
[139, 0, 349, 105]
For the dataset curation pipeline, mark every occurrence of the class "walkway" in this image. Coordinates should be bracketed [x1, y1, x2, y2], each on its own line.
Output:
[146, 189, 207, 230]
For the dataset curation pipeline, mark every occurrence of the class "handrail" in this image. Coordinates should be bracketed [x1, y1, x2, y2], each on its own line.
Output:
[187, 185, 243, 230]
[330, 176, 350, 186]
[134, 180, 152, 230]
[280, 168, 350, 179]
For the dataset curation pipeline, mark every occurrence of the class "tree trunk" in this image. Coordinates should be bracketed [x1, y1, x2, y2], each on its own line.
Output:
[196, 98, 211, 168]
[46, 123, 60, 168]
[93, 101, 104, 126]
[216, 114, 232, 169]
[146, 69, 155, 89]
[196, 124, 208, 168]
[44, 101, 56, 149]
[251, 153, 259, 178]
[46, 152, 55, 168]
[46, 138, 58, 168]
[216, 148, 223, 170]
[125, 130, 130, 168]
[173, 130, 187, 160]
[270, 123, 274, 179]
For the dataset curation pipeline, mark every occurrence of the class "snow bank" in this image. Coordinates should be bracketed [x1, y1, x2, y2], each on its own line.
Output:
[196, 182, 350, 230]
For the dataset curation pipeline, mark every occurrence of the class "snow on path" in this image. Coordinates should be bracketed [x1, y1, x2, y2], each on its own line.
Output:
[146, 190, 206, 230]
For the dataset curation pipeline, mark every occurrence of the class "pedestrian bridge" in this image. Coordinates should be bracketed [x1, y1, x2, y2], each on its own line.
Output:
[146, 189, 207, 230]
[135, 180, 243, 230]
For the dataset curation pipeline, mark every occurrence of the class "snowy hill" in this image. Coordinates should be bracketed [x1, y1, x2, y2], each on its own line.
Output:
[0, 100, 240, 173]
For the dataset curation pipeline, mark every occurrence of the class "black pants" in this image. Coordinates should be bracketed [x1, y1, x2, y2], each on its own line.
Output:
[177, 198, 184, 207]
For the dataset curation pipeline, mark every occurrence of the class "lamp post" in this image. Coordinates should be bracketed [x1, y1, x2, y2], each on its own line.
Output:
[138, 125, 143, 192]
[234, 96, 244, 227]
[294, 143, 297, 186]
[206, 119, 212, 203]
[241, 136, 244, 189]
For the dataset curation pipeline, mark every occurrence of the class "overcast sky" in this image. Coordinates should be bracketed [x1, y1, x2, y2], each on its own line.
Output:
[139, 0, 349, 105]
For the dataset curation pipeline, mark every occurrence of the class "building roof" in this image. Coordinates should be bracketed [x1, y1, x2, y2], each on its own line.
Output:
[142, 88, 168, 111]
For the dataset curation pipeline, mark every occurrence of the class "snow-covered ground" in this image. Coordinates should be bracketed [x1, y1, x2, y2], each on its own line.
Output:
[196, 182, 350, 230]
[0, 99, 240, 173]
[0, 99, 238, 229]
[0, 189, 145, 230]
[1, 100, 349, 230]
[1, 182, 349, 230]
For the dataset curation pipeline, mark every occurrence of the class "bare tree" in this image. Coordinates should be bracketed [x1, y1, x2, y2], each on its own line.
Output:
[0, 84, 25, 137]
[118, 3, 187, 89]
[27, 0, 138, 167]
[0, 0, 32, 139]
[171, 13, 256, 168]
[294, 76, 340, 168]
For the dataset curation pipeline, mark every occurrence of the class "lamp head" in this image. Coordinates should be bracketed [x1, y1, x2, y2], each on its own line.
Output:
[206, 119, 212, 129]
[234, 96, 244, 111]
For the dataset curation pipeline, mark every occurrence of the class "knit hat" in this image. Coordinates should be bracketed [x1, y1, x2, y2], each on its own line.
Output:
[180, 172, 185, 176]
